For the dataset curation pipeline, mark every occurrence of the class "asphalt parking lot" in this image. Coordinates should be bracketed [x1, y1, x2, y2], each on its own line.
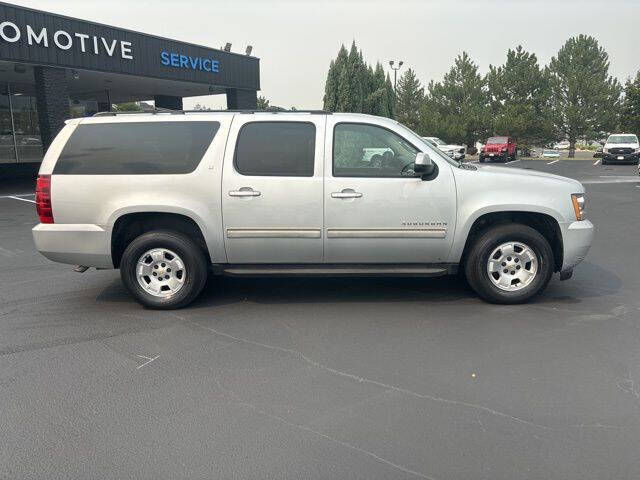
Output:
[1, 160, 639, 480]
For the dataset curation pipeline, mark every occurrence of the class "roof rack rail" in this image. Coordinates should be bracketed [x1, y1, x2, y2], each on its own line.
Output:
[93, 109, 332, 117]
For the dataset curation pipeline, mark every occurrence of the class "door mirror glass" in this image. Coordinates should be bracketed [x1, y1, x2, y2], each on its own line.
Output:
[414, 152, 435, 176]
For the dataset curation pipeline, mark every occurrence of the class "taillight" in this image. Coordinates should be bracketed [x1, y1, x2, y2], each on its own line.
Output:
[35, 174, 54, 224]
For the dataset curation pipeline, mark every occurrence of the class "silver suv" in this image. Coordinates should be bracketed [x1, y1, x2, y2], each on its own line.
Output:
[33, 111, 594, 308]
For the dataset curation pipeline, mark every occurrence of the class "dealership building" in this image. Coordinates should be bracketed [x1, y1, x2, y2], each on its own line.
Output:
[0, 1, 260, 164]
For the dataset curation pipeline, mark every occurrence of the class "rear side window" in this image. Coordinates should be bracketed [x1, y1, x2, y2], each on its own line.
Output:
[234, 122, 315, 176]
[54, 121, 219, 174]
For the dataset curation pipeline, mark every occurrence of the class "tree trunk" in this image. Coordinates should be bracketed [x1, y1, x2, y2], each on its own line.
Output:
[568, 138, 576, 158]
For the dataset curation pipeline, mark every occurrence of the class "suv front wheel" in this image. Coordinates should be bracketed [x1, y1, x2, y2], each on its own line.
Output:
[465, 224, 554, 304]
[120, 230, 208, 309]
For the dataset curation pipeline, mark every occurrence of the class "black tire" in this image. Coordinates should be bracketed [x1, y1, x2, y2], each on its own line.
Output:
[479, 156, 485, 163]
[464, 224, 554, 304]
[602, 159, 608, 165]
[120, 230, 208, 309]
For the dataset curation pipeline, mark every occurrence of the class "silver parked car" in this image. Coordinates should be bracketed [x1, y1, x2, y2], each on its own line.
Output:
[33, 111, 593, 308]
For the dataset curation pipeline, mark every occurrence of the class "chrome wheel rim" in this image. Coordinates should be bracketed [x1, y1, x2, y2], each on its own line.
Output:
[487, 242, 538, 291]
[136, 248, 186, 297]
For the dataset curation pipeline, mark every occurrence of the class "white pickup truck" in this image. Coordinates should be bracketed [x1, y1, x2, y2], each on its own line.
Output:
[33, 111, 593, 308]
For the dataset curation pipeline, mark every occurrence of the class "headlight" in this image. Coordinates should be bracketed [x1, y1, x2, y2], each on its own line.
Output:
[634, 148, 640, 153]
[571, 194, 586, 221]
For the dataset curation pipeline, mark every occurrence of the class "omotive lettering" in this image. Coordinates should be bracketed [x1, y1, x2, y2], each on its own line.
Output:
[0, 20, 133, 59]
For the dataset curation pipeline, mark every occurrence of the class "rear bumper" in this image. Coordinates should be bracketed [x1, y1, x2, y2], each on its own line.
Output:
[32, 223, 113, 268]
[560, 220, 594, 272]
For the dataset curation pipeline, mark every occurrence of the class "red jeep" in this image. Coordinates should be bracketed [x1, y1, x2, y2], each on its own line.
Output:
[479, 136, 517, 163]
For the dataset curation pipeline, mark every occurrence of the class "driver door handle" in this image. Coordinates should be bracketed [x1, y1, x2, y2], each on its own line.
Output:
[229, 188, 261, 197]
[331, 190, 362, 199]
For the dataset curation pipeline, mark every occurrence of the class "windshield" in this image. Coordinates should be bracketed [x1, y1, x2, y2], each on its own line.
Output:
[607, 135, 638, 144]
[430, 137, 445, 146]
[487, 136, 508, 144]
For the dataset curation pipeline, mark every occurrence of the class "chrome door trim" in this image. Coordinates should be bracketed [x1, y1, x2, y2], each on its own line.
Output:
[226, 228, 322, 239]
[326, 228, 446, 239]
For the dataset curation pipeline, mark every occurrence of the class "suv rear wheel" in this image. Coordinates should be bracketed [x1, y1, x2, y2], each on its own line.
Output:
[465, 224, 554, 304]
[120, 230, 208, 309]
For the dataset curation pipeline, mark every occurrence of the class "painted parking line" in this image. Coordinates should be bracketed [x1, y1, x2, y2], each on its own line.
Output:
[4, 196, 36, 203]
[546, 159, 560, 165]
[593, 159, 600, 166]
[0, 193, 35, 199]
[582, 177, 640, 184]
[505, 159, 520, 164]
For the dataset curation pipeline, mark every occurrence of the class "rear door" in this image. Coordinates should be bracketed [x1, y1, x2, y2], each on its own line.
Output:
[221, 114, 325, 263]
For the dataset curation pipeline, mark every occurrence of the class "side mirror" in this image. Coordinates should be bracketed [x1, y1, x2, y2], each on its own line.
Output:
[414, 152, 435, 176]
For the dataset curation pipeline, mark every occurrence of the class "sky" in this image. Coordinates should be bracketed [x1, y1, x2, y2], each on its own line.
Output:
[11, 0, 640, 109]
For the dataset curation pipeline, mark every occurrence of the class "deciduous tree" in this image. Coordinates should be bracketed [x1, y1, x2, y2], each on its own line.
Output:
[620, 71, 640, 135]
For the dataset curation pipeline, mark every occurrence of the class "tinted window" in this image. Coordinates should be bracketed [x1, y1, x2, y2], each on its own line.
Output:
[487, 137, 508, 144]
[234, 122, 315, 176]
[54, 121, 219, 174]
[333, 123, 419, 177]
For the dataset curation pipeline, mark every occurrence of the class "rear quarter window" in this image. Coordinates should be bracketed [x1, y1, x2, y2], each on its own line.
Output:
[53, 121, 220, 174]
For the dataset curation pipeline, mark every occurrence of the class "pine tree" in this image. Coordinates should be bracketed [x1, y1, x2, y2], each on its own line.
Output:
[256, 95, 270, 110]
[385, 73, 395, 119]
[548, 35, 622, 157]
[421, 52, 490, 148]
[486, 45, 554, 152]
[395, 68, 424, 132]
[322, 42, 396, 118]
[323, 45, 348, 111]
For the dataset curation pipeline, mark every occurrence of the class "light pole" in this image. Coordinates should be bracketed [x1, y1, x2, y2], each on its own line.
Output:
[389, 60, 404, 90]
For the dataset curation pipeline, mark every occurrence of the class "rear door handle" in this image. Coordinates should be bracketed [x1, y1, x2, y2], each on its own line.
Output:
[229, 188, 261, 197]
[331, 189, 362, 199]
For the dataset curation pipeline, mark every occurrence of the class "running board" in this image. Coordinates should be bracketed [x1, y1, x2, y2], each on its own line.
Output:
[217, 264, 454, 277]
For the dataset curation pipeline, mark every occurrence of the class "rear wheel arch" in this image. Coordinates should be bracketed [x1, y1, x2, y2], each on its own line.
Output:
[111, 212, 211, 268]
[460, 211, 563, 273]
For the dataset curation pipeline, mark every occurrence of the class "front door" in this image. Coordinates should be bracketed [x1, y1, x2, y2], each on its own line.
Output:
[222, 115, 325, 263]
[324, 120, 456, 264]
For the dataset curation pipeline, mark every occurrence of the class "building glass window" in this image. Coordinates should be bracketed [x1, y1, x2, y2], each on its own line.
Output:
[11, 83, 43, 162]
[0, 82, 16, 163]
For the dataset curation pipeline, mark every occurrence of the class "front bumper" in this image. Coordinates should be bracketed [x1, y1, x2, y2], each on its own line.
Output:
[560, 220, 594, 273]
[32, 223, 113, 268]
[480, 152, 507, 161]
[603, 152, 639, 163]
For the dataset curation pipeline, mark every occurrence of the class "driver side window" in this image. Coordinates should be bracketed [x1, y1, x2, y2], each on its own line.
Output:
[333, 123, 420, 177]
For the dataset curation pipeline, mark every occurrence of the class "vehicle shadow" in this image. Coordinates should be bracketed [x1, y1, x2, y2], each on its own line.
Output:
[190, 274, 475, 309]
[96, 260, 620, 310]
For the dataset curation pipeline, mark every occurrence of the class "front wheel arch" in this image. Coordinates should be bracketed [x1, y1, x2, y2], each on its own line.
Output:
[460, 211, 563, 273]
